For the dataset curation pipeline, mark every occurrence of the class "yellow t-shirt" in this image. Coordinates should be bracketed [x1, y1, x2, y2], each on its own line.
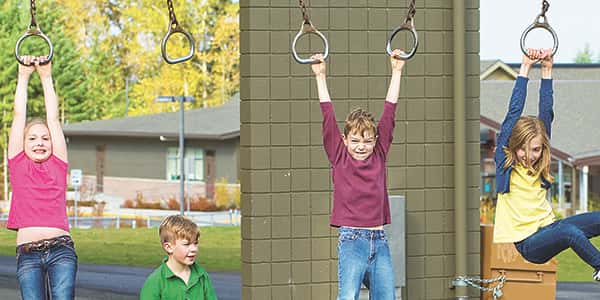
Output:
[493, 164, 555, 243]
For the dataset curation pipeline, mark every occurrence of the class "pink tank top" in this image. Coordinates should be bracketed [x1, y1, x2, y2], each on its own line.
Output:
[7, 151, 69, 232]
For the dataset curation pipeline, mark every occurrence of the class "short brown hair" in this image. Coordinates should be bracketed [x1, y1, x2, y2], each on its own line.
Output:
[159, 215, 200, 244]
[344, 108, 377, 137]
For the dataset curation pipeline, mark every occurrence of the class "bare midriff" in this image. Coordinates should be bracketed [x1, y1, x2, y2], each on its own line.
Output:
[346, 225, 384, 230]
[16, 227, 70, 245]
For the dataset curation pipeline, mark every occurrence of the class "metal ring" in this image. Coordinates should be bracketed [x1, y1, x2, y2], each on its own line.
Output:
[386, 22, 419, 60]
[15, 28, 53, 66]
[291, 21, 329, 64]
[161, 27, 195, 64]
[520, 17, 559, 58]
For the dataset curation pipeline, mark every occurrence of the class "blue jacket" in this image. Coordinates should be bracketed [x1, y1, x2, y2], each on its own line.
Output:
[495, 76, 554, 194]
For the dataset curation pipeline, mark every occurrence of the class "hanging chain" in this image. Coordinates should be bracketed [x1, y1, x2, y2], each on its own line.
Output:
[29, 0, 38, 29]
[298, 0, 310, 22]
[166, 0, 180, 29]
[540, 0, 549, 18]
[405, 0, 416, 24]
[455, 275, 506, 300]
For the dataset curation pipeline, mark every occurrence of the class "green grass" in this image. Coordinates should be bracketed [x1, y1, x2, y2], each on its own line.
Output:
[556, 236, 600, 281]
[2, 226, 594, 280]
[0, 227, 240, 272]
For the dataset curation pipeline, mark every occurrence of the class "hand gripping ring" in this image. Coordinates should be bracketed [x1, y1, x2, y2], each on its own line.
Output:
[386, 19, 419, 60]
[520, 15, 559, 58]
[291, 20, 329, 64]
[161, 25, 195, 64]
[15, 27, 53, 66]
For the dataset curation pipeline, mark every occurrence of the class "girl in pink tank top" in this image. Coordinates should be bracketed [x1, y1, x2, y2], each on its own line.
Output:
[7, 55, 77, 299]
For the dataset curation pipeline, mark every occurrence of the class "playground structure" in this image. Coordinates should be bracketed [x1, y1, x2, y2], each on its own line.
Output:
[240, 1, 481, 299]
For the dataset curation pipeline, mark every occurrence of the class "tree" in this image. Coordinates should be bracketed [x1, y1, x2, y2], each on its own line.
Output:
[122, 0, 240, 115]
[575, 43, 594, 64]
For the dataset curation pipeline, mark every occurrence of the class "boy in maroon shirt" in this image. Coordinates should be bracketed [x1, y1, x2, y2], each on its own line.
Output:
[310, 50, 406, 300]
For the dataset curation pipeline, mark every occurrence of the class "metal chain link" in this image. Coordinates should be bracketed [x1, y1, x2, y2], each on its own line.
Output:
[405, 0, 416, 23]
[166, 0, 180, 29]
[540, 0, 549, 17]
[29, 0, 37, 28]
[455, 275, 506, 300]
[298, 0, 310, 22]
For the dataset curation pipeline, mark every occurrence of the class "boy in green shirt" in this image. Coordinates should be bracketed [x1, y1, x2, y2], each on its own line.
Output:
[140, 215, 217, 300]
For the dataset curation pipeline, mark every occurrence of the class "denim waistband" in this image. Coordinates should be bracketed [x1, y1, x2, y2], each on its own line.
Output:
[339, 226, 386, 239]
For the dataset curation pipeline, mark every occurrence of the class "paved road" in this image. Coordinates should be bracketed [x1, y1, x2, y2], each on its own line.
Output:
[556, 282, 600, 299]
[3, 254, 599, 299]
[0, 256, 240, 300]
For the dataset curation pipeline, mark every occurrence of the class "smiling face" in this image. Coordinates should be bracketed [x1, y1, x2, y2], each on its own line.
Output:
[24, 123, 52, 163]
[343, 130, 377, 160]
[516, 134, 543, 167]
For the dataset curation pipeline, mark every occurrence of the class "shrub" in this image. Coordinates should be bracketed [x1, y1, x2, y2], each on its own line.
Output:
[215, 178, 230, 208]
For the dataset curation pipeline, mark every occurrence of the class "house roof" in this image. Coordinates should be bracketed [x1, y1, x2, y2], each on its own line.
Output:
[480, 80, 600, 166]
[480, 60, 518, 80]
[482, 60, 600, 81]
[64, 93, 240, 140]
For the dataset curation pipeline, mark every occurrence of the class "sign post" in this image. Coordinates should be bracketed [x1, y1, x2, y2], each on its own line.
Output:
[70, 169, 82, 228]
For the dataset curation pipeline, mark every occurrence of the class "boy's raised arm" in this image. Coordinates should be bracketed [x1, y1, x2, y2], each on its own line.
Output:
[311, 54, 331, 103]
[385, 49, 406, 104]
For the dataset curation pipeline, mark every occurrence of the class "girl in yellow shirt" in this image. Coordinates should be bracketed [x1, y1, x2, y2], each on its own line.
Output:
[494, 49, 600, 281]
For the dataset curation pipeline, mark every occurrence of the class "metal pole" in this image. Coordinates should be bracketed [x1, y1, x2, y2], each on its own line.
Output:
[179, 97, 185, 216]
[187, 156, 191, 214]
[453, 0, 468, 298]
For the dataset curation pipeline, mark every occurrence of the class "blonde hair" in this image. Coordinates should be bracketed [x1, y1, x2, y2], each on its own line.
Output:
[344, 108, 377, 137]
[24, 118, 48, 136]
[503, 116, 553, 182]
[159, 215, 200, 244]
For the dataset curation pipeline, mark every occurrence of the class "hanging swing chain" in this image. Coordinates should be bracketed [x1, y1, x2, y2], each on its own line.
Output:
[539, 0, 549, 19]
[404, 0, 417, 26]
[298, 0, 310, 23]
[166, 0, 181, 30]
[29, 0, 38, 29]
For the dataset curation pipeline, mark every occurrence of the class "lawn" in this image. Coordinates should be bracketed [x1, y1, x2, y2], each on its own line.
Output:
[0, 226, 240, 272]
[556, 236, 600, 281]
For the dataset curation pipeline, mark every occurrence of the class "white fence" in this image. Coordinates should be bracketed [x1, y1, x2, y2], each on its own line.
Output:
[0, 210, 240, 229]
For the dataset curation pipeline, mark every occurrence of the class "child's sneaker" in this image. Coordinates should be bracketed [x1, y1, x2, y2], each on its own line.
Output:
[593, 269, 600, 282]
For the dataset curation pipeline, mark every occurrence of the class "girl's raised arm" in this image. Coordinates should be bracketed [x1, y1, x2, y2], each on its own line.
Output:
[37, 58, 67, 162]
[8, 56, 35, 159]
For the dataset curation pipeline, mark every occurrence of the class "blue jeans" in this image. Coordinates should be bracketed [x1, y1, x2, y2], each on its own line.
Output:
[337, 227, 395, 300]
[16, 242, 78, 300]
[515, 212, 600, 270]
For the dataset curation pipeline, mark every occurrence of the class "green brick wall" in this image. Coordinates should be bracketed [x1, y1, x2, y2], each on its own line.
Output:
[240, 1, 481, 299]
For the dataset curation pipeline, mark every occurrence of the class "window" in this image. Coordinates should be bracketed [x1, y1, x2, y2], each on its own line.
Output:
[166, 148, 205, 181]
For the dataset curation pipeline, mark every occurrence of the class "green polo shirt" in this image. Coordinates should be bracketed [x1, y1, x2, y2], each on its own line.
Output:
[140, 257, 217, 300]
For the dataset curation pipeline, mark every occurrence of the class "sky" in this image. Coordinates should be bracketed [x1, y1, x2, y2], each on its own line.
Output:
[480, 1, 600, 63]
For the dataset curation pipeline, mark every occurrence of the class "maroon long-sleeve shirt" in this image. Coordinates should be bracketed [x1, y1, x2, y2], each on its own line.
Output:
[321, 101, 396, 227]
